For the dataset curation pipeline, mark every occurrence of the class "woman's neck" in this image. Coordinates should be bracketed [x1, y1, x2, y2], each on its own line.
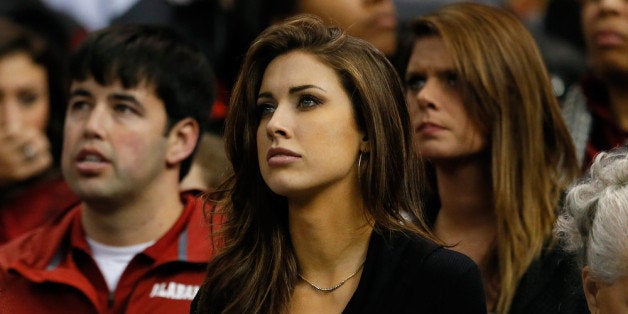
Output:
[432, 157, 496, 262]
[434, 157, 494, 225]
[288, 183, 372, 283]
[432, 156, 499, 308]
[289, 206, 372, 278]
[287, 195, 371, 314]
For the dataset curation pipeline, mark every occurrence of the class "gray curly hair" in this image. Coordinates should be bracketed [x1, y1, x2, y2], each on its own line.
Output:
[554, 145, 628, 284]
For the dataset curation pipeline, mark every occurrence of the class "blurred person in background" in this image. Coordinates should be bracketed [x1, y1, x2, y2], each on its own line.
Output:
[555, 145, 628, 314]
[0, 15, 77, 244]
[179, 132, 231, 192]
[561, 0, 628, 171]
[402, 3, 586, 313]
[220, 0, 398, 97]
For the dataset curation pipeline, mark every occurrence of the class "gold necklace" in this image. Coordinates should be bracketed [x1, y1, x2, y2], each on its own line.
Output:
[297, 262, 365, 292]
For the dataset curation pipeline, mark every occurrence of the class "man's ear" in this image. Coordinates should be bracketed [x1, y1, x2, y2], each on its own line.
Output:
[166, 118, 199, 166]
[582, 266, 600, 314]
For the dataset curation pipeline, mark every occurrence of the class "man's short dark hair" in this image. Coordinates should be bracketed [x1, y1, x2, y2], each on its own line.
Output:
[69, 24, 215, 179]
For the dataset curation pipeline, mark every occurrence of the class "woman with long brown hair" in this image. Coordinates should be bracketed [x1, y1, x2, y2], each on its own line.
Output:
[193, 15, 486, 313]
[402, 3, 586, 313]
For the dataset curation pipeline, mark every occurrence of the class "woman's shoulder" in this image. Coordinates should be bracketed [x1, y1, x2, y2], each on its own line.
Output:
[358, 231, 486, 313]
[379, 231, 478, 274]
[422, 245, 480, 276]
[372, 231, 483, 293]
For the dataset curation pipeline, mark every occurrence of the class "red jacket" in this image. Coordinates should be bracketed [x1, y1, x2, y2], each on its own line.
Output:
[0, 192, 215, 314]
[0, 172, 78, 244]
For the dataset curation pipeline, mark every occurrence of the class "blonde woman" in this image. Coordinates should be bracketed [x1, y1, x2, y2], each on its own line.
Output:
[403, 3, 586, 313]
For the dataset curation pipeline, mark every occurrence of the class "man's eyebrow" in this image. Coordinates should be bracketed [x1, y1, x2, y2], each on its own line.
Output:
[110, 93, 141, 106]
[70, 88, 91, 97]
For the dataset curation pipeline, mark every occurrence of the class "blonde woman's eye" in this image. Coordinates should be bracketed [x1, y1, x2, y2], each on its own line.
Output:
[405, 75, 426, 91]
[446, 72, 458, 87]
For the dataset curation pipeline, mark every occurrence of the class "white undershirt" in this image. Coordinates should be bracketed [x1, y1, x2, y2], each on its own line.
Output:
[87, 237, 155, 292]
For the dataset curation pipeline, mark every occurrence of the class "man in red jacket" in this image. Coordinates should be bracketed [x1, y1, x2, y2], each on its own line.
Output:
[0, 24, 217, 313]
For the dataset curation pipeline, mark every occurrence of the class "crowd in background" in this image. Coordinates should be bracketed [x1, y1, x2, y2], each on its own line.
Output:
[0, 0, 590, 120]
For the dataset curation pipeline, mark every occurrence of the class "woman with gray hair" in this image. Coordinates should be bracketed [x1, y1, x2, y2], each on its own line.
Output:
[555, 145, 628, 314]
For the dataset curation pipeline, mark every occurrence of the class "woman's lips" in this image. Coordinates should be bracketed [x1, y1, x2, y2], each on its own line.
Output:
[416, 122, 445, 136]
[593, 30, 625, 48]
[266, 147, 301, 166]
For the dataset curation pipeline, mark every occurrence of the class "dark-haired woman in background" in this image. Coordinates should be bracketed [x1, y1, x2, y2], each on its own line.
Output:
[0, 17, 77, 244]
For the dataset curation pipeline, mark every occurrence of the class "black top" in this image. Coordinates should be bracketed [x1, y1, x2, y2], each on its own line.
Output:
[424, 205, 589, 313]
[509, 244, 589, 314]
[190, 231, 487, 313]
[343, 231, 486, 314]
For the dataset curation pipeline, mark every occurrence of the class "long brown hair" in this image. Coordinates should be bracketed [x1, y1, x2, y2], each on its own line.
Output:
[403, 3, 579, 312]
[196, 15, 435, 313]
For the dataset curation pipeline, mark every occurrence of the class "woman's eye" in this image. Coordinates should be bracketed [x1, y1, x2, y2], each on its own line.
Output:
[17, 92, 38, 106]
[446, 72, 458, 87]
[256, 103, 275, 118]
[405, 75, 426, 91]
[298, 95, 321, 109]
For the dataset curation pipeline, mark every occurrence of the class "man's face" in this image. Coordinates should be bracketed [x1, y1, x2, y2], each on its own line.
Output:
[582, 0, 628, 77]
[62, 77, 171, 204]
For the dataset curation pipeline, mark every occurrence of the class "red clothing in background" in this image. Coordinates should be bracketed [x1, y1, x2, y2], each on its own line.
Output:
[581, 76, 628, 168]
[0, 192, 214, 313]
[0, 171, 78, 245]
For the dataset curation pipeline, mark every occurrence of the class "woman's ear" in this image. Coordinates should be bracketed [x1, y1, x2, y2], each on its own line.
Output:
[582, 266, 600, 314]
[360, 134, 370, 153]
[166, 117, 200, 166]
